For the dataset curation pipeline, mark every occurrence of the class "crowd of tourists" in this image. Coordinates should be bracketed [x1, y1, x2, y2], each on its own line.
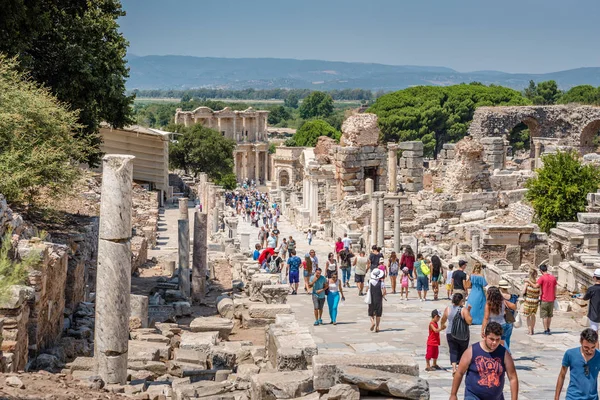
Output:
[225, 188, 600, 400]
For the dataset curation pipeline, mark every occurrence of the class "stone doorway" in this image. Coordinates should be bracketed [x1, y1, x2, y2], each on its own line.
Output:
[279, 170, 290, 187]
[364, 167, 378, 189]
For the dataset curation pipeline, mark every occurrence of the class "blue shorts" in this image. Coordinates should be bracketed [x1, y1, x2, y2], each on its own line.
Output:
[289, 270, 299, 284]
[389, 270, 399, 276]
[303, 270, 310, 277]
[431, 276, 439, 282]
[417, 276, 429, 291]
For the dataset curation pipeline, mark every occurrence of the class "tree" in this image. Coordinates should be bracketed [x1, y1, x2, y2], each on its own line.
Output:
[558, 85, 600, 105]
[368, 84, 530, 157]
[169, 124, 236, 183]
[525, 151, 600, 232]
[267, 105, 291, 125]
[0, 0, 134, 166]
[524, 80, 537, 100]
[284, 92, 300, 108]
[0, 55, 87, 203]
[291, 120, 340, 147]
[535, 80, 561, 105]
[299, 91, 334, 119]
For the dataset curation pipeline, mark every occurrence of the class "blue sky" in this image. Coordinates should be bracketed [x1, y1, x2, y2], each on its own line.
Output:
[119, 0, 600, 74]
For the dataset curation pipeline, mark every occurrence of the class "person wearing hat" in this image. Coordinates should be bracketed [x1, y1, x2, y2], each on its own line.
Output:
[452, 260, 469, 298]
[537, 264, 557, 335]
[584, 269, 600, 344]
[499, 279, 519, 352]
[367, 268, 387, 333]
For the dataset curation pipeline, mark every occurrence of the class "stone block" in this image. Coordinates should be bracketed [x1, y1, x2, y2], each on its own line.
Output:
[505, 245, 521, 269]
[172, 380, 232, 400]
[260, 284, 289, 304]
[322, 383, 360, 400]
[216, 296, 235, 319]
[248, 304, 292, 319]
[189, 316, 234, 340]
[179, 331, 219, 353]
[401, 150, 423, 158]
[404, 183, 423, 192]
[460, 210, 486, 223]
[250, 370, 314, 400]
[397, 141, 423, 151]
[312, 353, 419, 390]
[174, 348, 208, 366]
[578, 213, 600, 224]
[129, 340, 170, 362]
[405, 157, 423, 169]
[339, 366, 429, 399]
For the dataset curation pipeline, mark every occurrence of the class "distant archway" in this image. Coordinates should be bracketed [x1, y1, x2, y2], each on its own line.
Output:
[279, 170, 290, 187]
[580, 120, 600, 154]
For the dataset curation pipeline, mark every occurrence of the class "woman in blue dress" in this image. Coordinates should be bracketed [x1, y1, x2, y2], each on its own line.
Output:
[467, 263, 487, 325]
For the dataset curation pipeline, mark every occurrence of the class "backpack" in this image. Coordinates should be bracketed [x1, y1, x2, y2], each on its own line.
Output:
[419, 261, 430, 276]
[451, 306, 470, 341]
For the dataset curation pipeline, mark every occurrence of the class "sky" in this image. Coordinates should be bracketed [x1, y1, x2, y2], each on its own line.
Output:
[119, 0, 600, 74]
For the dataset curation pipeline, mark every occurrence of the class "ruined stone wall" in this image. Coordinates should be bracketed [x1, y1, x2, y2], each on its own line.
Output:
[443, 136, 491, 193]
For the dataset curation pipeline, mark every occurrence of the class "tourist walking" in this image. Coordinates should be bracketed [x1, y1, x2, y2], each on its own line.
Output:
[367, 268, 386, 333]
[482, 286, 516, 347]
[554, 328, 600, 400]
[342, 233, 352, 249]
[522, 268, 540, 335]
[304, 249, 318, 293]
[308, 268, 328, 326]
[450, 321, 519, 400]
[287, 236, 296, 258]
[339, 246, 353, 288]
[400, 246, 416, 287]
[446, 264, 454, 300]
[307, 229, 313, 245]
[452, 260, 469, 298]
[325, 252, 338, 278]
[286, 250, 302, 295]
[499, 279, 519, 352]
[467, 263, 487, 325]
[388, 251, 400, 294]
[279, 238, 288, 261]
[353, 250, 369, 296]
[253, 243, 261, 261]
[326, 271, 345, 325]
[425, 309, 445, 371]
[334, 237, 344, 263]
[537, 264, 557, 335]
[367, 245, 383, 271]
[415, 253, 430, 301]
[400, 267, 412, 300]
[441, 293, 473, 376]
[584, 269, 600, 340]
[430, 254, 443, 300]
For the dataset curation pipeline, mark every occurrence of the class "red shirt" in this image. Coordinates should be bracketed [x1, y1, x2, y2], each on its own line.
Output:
[400, 253, 415, 270]
[537, 273, 557, 302]
[335, 242, 344, 253]
[427, 321, 440, 346]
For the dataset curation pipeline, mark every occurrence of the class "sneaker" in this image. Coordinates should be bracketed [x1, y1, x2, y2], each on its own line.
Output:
[318, 319, 323, 325]
[314, 320, 319, 326]
[433, 365, 443, 370]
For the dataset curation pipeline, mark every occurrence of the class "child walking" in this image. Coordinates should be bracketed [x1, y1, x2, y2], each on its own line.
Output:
[400, 267, 412, 300]
[445, 264, 454, 300]
[425, 309, 445, 371]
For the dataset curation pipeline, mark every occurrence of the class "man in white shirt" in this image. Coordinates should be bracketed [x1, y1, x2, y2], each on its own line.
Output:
[342, 233, 352, 249]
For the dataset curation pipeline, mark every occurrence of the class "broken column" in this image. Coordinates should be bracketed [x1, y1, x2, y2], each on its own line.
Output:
[365, 178, 374, 199]
[179, 199, 191, 297]
[178, 197, 189, 220]
[398, 141, 424, 192]
[94, 154, 134, 384]
[192, 211, 208, 304]
[370, 195, 378, 247]
[377, 193, 385, 248]
[130, 294, 149, 329]
[387, 143, 398, 193]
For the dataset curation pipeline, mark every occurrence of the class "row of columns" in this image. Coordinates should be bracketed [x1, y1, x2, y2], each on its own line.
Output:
[234, 149, 268, 182]
[369, 191, 403, 253]
[302, 178, 319, 224]
[182, 114, 268, 142]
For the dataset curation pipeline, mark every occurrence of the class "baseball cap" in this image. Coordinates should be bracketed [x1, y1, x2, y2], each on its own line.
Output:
[594, 268, 600, 278]
[458, 260, 467, 267]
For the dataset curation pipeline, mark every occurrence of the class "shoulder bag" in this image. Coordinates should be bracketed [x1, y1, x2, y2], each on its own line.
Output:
[451, 306, 470, 341]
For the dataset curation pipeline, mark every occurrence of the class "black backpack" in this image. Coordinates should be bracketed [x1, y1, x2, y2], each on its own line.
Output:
[451, 307, 470, 341]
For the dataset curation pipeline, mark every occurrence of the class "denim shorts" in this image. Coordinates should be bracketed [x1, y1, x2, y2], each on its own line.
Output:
[389, 270, 398, 276]
[416, 276, 429, 291]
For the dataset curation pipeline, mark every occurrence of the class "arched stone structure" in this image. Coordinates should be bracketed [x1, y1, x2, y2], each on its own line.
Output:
[278, 170, 290, 187]
[468, 105, 600, 154]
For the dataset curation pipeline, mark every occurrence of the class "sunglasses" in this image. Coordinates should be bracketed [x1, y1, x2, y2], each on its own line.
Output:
[584, 363, 590, 377]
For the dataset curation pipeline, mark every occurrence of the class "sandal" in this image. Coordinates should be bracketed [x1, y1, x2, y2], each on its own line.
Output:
[370, 324, 375, 332]
[425, 367, 435, 372]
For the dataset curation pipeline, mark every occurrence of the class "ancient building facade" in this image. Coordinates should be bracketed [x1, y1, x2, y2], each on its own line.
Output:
[271, 147, 305, 189]
[174, 107, 270, 183]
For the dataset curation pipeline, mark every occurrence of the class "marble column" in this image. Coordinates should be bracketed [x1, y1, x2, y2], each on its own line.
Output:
[394, 201, 401, 253]
[178, 197, 189, 221]
[130, 294, 148, 329]
[365, 178, 374, 199]
[377, 194, 385, 248]
[388, 143, 398, 193]
[370, 195, 378, 247]
[94, 154, 134, 384]
[303, 180, 309, 209]
[192, 211, 207, 303]
[178, 219, 190, 297]
[242, 152, 248, 180]
[255, 149, 260, 182]
[311, 180, 319, 223]
[233, 117, 237, 141]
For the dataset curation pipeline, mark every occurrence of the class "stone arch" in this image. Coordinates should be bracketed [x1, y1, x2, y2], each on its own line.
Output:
[580, 119, 600, 154]
[507, 116, 541, 157]
[278, 169, 290, 188]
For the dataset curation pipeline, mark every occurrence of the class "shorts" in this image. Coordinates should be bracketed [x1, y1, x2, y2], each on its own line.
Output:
[312, 295, 326, 310]
[417, 276, 429, 291]
[446, 283, 452, 291]
[590, 320, 600, 331]
[355, 274, 365, 283]
[389, 270, 399, 277]
[431, 276, 439, 282]
[303, 270, 310, 278]
[540, 301, 554, 318]
[289, 270, 299, 284]
[426, 345, 439, 360]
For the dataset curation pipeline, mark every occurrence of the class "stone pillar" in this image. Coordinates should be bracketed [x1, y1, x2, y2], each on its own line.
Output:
[94, 154, 134, 385]
[167, 260, 176, 276]
[388, 143, 398, 193]
[240, 233, 250, 250]
[534, 142, 542, 169]
[242, 152, 248, 180]
[303, 180, 309, 209]
[365, 178, 374, 199]
[192, 211, 207, 304]
[377, 194, 385, 248]
[255, 149, 260, 182]
[394, 201, 401, 253]
[311, 180, 319, 224]
[179, 219, 190, 297]
[233, 152, 238, 178]
[130, 294, 149, 329]
[233, 117, 237, 141]
[179, 197, 189, 221]
[370, 195, 378, 247]
[472, 234, 481, 252]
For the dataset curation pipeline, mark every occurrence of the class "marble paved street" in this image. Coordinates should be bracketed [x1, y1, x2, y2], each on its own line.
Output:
[237, 210, 582, 399]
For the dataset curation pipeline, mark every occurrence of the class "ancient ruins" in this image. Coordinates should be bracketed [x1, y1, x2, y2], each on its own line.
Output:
[1, 102, 600, 398]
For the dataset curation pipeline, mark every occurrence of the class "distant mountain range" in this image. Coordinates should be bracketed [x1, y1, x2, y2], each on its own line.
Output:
[126, 55, 600, 91]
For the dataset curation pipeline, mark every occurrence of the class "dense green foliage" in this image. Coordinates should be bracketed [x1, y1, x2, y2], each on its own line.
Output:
[133, 88, 374, 101]
[169, 124, 236, 189]
[368, 84, 530, 157]
[0, 229, 40, 303]
[0, 0, 134, 166]
[299, 91, 335, 119]
[525, 151, 600, 233]
[523, 80, 562, 105]
[0, 56, 87, 203]
[289, 120, 340, 147]
[267, 105, 291, 125]
[558, 85, 600, 105]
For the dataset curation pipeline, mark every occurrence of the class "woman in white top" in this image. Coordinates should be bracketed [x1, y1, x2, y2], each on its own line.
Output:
[353, 250, 369, 296]
[325, 252, 338, 279]
[327, 271, 345, 325]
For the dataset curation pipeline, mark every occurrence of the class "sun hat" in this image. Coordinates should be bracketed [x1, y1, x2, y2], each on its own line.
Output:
[402, 267, 409, 273]
[378, 258, 385, 264]
[498, 279, 510, 289]
[370, 269, 384, 280]
[594, 268, 600, 278]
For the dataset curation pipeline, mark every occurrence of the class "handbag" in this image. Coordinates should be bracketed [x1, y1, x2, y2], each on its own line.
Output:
[451, 307, 470, 341]
[504, 306, 516, 324]
[439, 273, 445, 285]
[364, 287, 372, 304]
[420, 261, 430, 276]
[513, 311, 523, 328]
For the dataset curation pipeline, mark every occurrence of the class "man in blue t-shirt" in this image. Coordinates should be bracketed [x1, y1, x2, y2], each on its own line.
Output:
[286, 250, 302, 295]
[555, 328, 600, 400]
[252, 244, 261, 261]
[308, 268, 328, 326]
